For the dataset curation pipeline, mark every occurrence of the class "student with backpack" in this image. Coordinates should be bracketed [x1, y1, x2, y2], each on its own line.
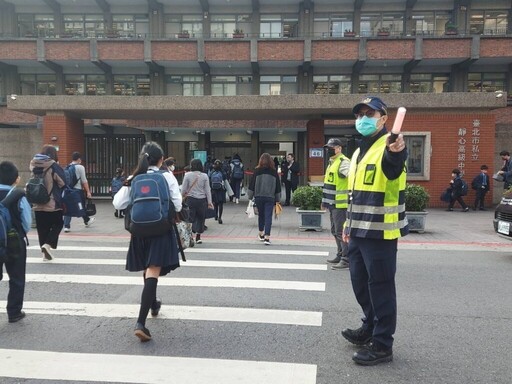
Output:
[112, 142, 182, 342]
[62, 152, 95, 232]
[471, 165, 490, 211]
[447, 168, 470, 212]
[28, 145, 66, 261]
[229, 154, 244, 204]
[110, 167, 126, 218]
[0, 161, 32, 323]
[209, 160, 228, 224]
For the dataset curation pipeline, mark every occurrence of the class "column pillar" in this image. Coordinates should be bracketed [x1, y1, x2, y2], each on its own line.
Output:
[43, 113, 85, 163]
[306, 119, 325, 182]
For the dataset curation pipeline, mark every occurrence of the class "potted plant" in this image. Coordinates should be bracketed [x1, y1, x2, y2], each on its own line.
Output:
[233, 29, 244, 38]
[344, 29, 356, 37]
[178, 30, 190, 38]
[377, 27, 390, 37]
[404, 183, 430, 233]
[445, 23, 458, 35]
[292, 185, 326, 231]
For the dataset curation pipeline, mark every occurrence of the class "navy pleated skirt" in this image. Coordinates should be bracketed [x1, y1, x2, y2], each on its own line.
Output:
[125, 229, 180, 275]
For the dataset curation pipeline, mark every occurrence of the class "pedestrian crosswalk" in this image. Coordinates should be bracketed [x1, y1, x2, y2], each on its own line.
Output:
[1, 243, 332, 384]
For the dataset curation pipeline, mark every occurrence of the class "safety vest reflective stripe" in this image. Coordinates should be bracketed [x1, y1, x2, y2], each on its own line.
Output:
[350, 203, 405, 215]
[349, 218, 408, 232]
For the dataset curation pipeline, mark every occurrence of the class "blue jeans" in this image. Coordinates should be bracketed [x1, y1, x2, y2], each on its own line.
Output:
[255, 196, 275, 236]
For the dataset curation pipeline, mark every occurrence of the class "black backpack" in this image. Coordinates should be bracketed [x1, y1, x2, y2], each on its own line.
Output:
[460, 179, 468, 196]
[0, 188, 26, 263]
[64, 163, 80, 188]
[26, 168, 51, 205]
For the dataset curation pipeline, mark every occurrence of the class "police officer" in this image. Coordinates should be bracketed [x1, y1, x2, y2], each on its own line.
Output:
[341, 96, 408, 366]
[321, 138, 350, 269]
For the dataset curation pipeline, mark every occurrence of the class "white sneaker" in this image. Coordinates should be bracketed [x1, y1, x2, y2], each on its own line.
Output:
[85, 217, 95, 227]
[235, 198, 239, 204]
[41, 244, 54, 261]
[64, 228, 70, 233]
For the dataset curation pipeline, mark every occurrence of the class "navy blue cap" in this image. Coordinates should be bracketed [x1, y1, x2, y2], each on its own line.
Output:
[352, 96, 388, 115]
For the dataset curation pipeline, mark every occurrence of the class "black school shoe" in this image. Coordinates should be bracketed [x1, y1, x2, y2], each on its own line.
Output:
[341, 326, 373, 346]
[151, 298, 162, 317]
[352, 342, 393, 366]
[134, 323, 152, 342]
[8, 311, 26, 323]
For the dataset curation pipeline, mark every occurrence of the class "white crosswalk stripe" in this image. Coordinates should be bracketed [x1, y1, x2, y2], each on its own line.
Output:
[1, 244, 329, 383]
[0, 349, 317, 384]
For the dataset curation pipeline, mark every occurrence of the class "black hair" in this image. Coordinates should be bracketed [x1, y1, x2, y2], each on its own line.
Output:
[500, 150, 510, 157]
[190, 158, 203, 172]
[480, 165, 489, 170]
[131, 141, 164, 180]
[452, 168, 461, 175]
[41, 145, 58, 162]
[72, 151, 81, 161]
[163, 157, 175, 167]
[213, 159, 222, 170]
[115, 167, 124, 176]
[0, 161, 19, 185]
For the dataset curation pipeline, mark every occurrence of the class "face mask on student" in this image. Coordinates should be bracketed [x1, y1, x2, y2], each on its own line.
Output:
[355, 116, 380, 137]
[169, 165, 175, 172]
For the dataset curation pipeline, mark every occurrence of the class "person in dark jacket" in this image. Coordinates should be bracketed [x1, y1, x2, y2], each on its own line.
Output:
[209, 159, 228, 224]
[29, 145, 66, 261]
[471, 164, 490, 210]
[280, 153, 300, 206]
[247, 153, 281, 245]
[498, 150, 512, 189]
[447, 168, 469, 212]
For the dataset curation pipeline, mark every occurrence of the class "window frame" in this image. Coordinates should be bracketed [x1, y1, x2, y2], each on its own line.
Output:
[404, 132, 431, 181]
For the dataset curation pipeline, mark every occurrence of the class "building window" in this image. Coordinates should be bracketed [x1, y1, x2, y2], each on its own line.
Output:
[358, 74, 401, 93]
[63, 14, 104, 38]
[360, 12, 404, 36]
[314, 14, 353, 37]
[165, 14, 203, 38]
[64, 75, 106, 95]
[410, 74, 449, 93]
[260, 15, 298, 38]
[411, 11, 452, 36]
[210, 14, 252, 38]
[18, 14, 55, 37]
[113, 75, 150, 96]
[470, 10, 508, 35]
[313, 75, 351, 94]
[166, 76, 204, 96]
[468, 73, 506, 92]
[404, 133, 431, 180]
[112, 14, 148, 38]
[212, 76, 253, 95]
[260, 76, 297, 95]
[20, 74, 56, 95]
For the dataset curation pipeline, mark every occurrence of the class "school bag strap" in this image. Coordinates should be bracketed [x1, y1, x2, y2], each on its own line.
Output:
[1, 188, 27, 238]
[182, 174, 201, 199]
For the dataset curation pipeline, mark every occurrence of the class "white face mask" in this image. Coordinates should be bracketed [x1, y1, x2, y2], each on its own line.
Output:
[169, 165, 175, 172]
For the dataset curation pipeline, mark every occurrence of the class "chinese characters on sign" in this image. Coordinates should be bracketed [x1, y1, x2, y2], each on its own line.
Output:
[457, 120, 481, 175]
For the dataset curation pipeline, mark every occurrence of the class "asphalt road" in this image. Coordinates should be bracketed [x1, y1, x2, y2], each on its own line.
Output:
[1, 228, 511, 384]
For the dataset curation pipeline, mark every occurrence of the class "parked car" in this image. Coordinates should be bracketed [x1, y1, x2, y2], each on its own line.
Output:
[493, 188, 512, 238]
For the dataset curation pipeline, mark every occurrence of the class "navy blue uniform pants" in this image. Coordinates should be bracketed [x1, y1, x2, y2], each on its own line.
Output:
[0, 243, 27, 319]
[348, 236, 397, 349]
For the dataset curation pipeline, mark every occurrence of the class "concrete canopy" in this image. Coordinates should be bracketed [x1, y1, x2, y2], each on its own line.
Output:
[7, 93, 506, 121]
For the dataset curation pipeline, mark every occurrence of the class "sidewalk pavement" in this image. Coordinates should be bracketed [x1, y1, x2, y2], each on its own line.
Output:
[44, 196, 512, 251]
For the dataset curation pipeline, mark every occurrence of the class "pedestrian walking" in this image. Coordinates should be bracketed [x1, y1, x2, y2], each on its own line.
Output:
[321, 138, 350, 269]
[247, 153, 281, 245]
[281, 153, 300, 206]
[0, 161, 32, 323]
[342, 96, 408, 365]
[29, 145, 66, 261]
[181, 159, 213, 244]
[112, 142, 182, 342]
[471, 165, 490, 210]
[497, 150, 512, 189]
[111, 167, 126, 218]
[446, 168, 469, 212]
[63, 152, 95, 232]
[229, 154, 244, 204]
[209, 159, 228, 224]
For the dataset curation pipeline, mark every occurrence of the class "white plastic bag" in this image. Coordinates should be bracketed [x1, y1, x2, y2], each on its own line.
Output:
[246, 200, 255, 219]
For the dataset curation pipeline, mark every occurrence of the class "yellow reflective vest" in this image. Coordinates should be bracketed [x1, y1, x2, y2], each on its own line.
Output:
[322, 154, 349, 209]
[347, 134, 408, 240]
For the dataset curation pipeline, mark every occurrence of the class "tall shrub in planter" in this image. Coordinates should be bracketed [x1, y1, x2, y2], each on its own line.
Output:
[404, 183, 430, 233]
[292, 186, 325, 231]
